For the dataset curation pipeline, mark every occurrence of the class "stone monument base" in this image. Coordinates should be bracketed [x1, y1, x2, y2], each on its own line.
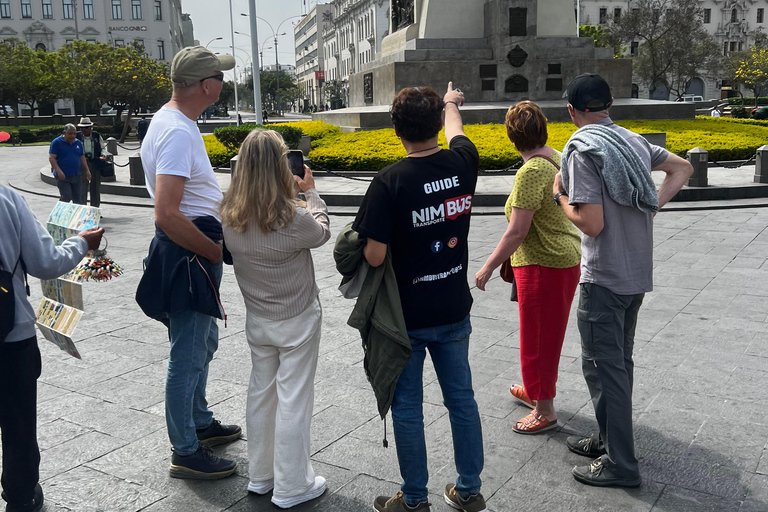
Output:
[315, 99, 696, 132]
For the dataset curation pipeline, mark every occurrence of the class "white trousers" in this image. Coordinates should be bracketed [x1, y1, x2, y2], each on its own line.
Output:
[245, 297, 321, 499]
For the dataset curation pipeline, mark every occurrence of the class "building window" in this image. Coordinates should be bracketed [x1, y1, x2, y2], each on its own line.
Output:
[62, 0, 72, 19]
[724, 41, 729, 55]
[134, 38, 143, 49]
[703, 8, 710, 23]
[20, 0, 31, 17]
[630, 41, 639, 56]
[759, 8, 764, 24]
[114, 38, 124, 46]
[42, 0, 51, 17]
[613, 7, 621, 22]
[86, 39, 95, 43]
[731, 9, 737, 23]
[35, 42, 45, 50]
[83, 0, 93, 18]
[112, 0, 121, 19]
[157, 40, 164, 60]
[0, 0, 10, 18]
[154, 0, 160, 20]
[731, 41, 738, 52]
[599, 8, 607, 24]
[131, 0, 140, 19]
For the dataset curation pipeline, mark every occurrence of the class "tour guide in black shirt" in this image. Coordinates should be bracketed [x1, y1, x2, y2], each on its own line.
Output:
[354, 83, 487, 512]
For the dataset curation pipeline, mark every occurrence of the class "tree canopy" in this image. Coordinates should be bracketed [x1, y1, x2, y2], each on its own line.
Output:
[0, 38, 170, 120]
[608, 0, 722, 99]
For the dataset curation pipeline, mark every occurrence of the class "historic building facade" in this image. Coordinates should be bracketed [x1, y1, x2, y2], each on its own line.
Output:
[578, 0, 768, 99]
[321, 0, 388, 107]
[294, 3, 331, 109]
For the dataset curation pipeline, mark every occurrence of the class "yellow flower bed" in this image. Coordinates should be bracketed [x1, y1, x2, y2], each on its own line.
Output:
[308, 118, 768, 170]
[203, 134, 236, 168]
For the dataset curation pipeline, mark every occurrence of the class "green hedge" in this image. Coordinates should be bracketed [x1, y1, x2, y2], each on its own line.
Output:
[213, 123, 303, 150]
[728, 96, 768, 106]
[2, 124, 125, 144]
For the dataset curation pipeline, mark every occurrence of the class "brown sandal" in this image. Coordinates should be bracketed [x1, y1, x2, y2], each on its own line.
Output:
[509, 384, 534, 409]
[512, 411, 558, 435]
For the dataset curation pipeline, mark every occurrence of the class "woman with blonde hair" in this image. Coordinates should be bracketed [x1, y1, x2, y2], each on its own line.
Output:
[221, 129, 330, 508]
[475, 101, 581, 434]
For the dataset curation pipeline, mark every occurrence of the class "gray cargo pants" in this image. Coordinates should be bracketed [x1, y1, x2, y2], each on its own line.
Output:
[577, 282, 644, 477]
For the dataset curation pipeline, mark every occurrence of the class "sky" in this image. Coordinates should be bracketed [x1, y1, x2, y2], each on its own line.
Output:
[181, 0, 325, 80]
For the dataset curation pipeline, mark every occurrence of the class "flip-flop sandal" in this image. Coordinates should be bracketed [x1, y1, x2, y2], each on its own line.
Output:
[512, 411, 558, 435]
[509, 384, 534, 409]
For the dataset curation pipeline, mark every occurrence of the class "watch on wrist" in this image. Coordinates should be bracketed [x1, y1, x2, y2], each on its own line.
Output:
[553, 192, 568, 206]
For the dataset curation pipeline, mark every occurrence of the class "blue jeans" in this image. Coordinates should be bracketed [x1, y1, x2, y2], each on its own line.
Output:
[165, 261, 222, 455]
[392, 315, 484, 506]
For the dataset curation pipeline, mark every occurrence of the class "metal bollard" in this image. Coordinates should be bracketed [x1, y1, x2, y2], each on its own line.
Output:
[129, 154, 145, 186]
[106, 137, 118, 156]
[230, 154, 238, 176]
[686, 147, 708, 187]
[754, 145, 768, 184]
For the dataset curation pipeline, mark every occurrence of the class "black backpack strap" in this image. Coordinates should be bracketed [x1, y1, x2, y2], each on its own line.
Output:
[9, 255, 30, 297]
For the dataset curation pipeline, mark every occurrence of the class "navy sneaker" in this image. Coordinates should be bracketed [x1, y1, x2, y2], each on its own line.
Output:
[196, 418, 242, 447]
[5, 483, 44, 512]
[169, 444, 237, 480]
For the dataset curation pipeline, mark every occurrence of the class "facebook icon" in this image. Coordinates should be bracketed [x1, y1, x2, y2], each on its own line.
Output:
[431, 240, 443, 253]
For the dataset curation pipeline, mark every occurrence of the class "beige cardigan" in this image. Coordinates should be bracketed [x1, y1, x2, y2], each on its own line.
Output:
[224, 189, 331, 320]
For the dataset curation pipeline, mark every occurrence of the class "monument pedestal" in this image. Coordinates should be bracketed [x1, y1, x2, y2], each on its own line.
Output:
[348, 0, 630, 107]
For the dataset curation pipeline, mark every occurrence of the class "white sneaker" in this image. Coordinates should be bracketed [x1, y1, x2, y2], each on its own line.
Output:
[247, 478, 274, 495]
[271, 476, 327, 509]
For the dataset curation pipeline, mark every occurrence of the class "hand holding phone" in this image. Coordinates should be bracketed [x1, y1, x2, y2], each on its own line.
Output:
[293, 165, 315, 192]
[287, 150, 305, 179]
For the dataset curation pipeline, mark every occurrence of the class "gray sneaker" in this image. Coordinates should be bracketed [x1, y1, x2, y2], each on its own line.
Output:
[443, 484, 488, 512]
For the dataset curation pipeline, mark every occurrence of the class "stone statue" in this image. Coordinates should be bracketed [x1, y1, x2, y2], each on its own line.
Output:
[392, 0, 415, 32]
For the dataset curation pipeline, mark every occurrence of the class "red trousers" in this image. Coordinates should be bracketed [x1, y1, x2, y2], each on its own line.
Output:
[512, 264, 580, 400]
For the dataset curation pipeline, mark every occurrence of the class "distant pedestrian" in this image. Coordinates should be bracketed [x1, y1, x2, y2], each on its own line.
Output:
[48, 124, 89, 203]
[475, 101, 581, 434]
[137, 116, 150, 142]
[136, 45, 242, 480]
[237, 113, 243, 125]
[711, 108, 721, 117]
[76, 117, 106, 208]
[555, 73, 693, 488]
[262, 109, 269, 123]
[353, 83, 487, 512]
[0, 183, 103, 512]
[221, 129, 330, 508]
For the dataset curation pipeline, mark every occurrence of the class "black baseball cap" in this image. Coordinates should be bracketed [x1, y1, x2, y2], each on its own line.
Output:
[563, 73, 612, 112]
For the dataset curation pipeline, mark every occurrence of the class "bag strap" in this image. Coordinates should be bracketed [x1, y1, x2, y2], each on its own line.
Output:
[3, 254, 30, 297]
[531, 154, 561, 171]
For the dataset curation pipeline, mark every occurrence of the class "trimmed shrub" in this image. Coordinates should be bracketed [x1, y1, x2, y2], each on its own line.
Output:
[731, 107, 750, 118]
[213, 123, 303, 150]
[269, 120, 341, 145]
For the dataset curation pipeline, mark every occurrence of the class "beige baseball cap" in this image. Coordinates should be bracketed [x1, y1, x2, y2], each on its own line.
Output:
[171, 46, 235, 86]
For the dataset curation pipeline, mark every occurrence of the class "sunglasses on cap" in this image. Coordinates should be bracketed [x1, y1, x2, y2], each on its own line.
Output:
[200, 73, 225, 83]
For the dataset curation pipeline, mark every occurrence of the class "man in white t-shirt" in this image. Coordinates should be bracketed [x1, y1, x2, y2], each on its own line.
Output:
[138, 46, 241, 480]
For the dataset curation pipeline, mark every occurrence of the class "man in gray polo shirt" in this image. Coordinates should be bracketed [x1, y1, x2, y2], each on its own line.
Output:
[553, 74, 693, 487]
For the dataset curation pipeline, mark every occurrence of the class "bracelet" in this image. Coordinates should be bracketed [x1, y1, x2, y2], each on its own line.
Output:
[445, 101, 460, 108]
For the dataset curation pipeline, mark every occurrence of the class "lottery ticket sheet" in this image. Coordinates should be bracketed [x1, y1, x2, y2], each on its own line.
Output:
[36, 202, 101, 358]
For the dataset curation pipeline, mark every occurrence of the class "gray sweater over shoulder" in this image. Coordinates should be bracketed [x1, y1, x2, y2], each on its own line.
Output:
[0, 185, 88, 342]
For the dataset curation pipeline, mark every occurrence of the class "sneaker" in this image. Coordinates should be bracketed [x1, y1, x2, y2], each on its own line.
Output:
[572, 457, 642, 488]
[373, 492, 431, 511]
[196, 418, 242, 447]
[5, 484, 44, 512]
[271, 476, 326, 509]
[443, 484, 488, 512]
[169, 445, 237, 480]
[247, 478, 274, 495]
[566, 435, 607, 458]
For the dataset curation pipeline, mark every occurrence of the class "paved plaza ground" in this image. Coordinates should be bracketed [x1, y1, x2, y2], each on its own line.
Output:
[1, 146, 767, 512]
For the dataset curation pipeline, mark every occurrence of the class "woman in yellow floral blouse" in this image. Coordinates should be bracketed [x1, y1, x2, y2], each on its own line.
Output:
[475, 101, 581, 434]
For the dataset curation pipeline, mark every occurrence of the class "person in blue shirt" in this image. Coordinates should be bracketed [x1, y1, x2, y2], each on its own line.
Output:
[48, 124, 89, 203]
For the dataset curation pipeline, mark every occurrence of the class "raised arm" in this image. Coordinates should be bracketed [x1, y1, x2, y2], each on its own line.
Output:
[443, 82, 466, 145]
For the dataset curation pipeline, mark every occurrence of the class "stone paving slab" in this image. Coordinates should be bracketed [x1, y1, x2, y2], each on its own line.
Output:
[1, 145, 768, 511]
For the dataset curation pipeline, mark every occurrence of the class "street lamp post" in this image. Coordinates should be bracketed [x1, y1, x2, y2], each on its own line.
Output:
[206, 37, 223, 48]
[228, 0, 240, 124]
[248, 0, 263, 125]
